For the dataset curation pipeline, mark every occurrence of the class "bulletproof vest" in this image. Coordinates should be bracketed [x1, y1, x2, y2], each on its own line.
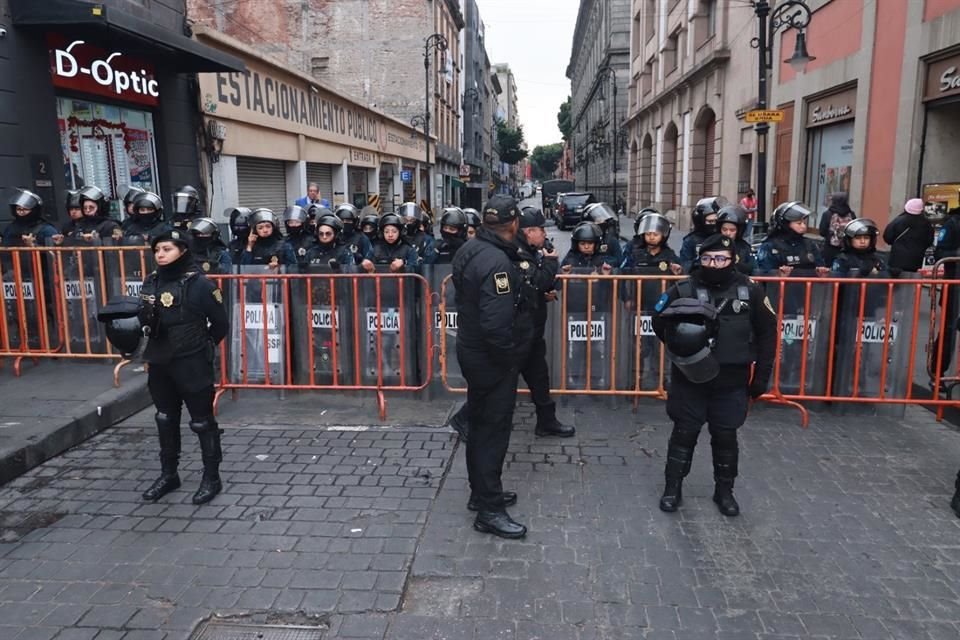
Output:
[228, 238, 246, 264]
[600, 229, 619, 256]
[769, 234, 818, 270]
[838, 251, 884, 277]
[677, 279, 754, 366]
[565, 251, 606, 270]
[194, 241, 230, 274]
[409, 232, 430, 257]
[77, 217, 116, 238]
[286, 233, 316, 266]
[685, 231, 709, 255]
[120, 220, 166, 246]
[140, 271, 209, 363]
[372, 240, 408, 264]
[434, 239, 464, 264]
[248, 237, 286, 265]
[306, 242, 348, 266]
[628, 239, 673, 274]
[6, 219, 47, 243]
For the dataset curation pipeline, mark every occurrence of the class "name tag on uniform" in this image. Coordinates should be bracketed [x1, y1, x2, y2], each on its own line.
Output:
[494, 272, 510, 295]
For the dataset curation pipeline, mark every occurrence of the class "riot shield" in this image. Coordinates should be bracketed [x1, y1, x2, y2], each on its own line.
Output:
[53, 240, 107, 355]
[424, 264, 462, 392]
[0, 248, 55, 353]
[109, 241, 153, 299]
[358, 267, 418, 387]
[229, 266, 287, 384]
[554, 267, 615, 391]
[765, 277, 833, 398]
[616, 269, 671, 393]
[831, 277, 914, 417]
[290, 265, 356, 386]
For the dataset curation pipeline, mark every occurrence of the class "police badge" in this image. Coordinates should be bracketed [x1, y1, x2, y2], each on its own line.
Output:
[202, 262, 211, 272]
[159, 291, 174, 307]
[519, 260, 530, 270]
[298, 247, 307, 256]
[659, 261, 668, 271]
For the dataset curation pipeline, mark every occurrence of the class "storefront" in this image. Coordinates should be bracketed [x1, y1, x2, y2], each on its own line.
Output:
[194, 28, 431, 223]
[4, 0, 244, 224]
[919, 49, 960, 216]
[803, 85, 857, 221]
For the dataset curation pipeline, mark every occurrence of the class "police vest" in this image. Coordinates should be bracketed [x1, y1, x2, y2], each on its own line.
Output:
[565, 252, 607, 270]
[628, 240, 673, 274]
[835, 252, 884, 276]
[194, 243, 230, 274]
[249, 237, 286, 265]
[768, 235, 818, 269]
[372, 240, 408, 264]
[677, 279, 754, 366]
[287, 234, 316, 266]
[140, 271, 209, 363]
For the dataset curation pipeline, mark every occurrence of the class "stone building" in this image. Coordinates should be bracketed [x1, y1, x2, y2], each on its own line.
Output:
[461, 0, 497, 209]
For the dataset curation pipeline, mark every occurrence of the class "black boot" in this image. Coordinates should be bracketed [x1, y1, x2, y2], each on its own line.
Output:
[142, 412, 181, 501]
[473, 510, 527, 539]
[535, 402, 575, 437]
[952, 473, 960, 518]
[659, 443, 693, 513]
[449, 404, 469, 441]
[190, 417, 223, 505]
[712, 439, 740, 517]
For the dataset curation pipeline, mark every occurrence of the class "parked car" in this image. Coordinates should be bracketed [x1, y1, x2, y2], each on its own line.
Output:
[540, 179, 575, 220]
[557, 192, 596, 230]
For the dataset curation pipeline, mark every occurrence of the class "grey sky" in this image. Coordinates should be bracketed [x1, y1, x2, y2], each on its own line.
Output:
[475, 0, 579, 149]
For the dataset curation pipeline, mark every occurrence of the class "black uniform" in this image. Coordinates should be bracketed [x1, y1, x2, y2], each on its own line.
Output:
[653, 235, 777, 516]
[139, 244, 229, 505]
[370, 239, 418, 269]
[756, 232, 824, 274]
[192, 237, 233, 274]
[285, 231, 318, 269]
[622, 239, 679, 271]
[453, 205, 535, 536]
[933, 213, 960, 377]
[119, 219, 171, 246]
[830, 250, 888, 277]
[434, 237, 466, 264]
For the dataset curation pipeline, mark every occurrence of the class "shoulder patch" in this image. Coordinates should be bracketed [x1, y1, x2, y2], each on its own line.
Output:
[494, 272, 511, 295]
[212, 288, 223, 304]
[655, 293, 669, 312]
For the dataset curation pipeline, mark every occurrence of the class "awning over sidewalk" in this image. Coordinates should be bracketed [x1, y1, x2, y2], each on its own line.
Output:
[10, 0, 245, 73]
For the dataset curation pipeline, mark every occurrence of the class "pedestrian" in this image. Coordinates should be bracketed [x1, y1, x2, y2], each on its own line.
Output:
[119, 192, 171, 246]
[227, 207, 253, 265]
[171, 185, 202, 231]
[398, 202, 437, 265]
[739, 188, 757, 241]
[283, 205, 316, 268]
[434, 207, 469, 264]
[361, 213, 418, 273]
[295, 182, 330, 209]
[653, 233, 777, 516]
[188, 217, 233, 274]
[2, 189, 58, 248]
[756, 202, 829, 276]
[138, 228, 229, 504]
[817, 192, 856, 265]
[716, 205, 756, 275]
[582, 202, 624, 268]
[240, 209, 296, 268]
[831, 219, 889, 276]
[883, 198, 934, 273]
[679, 197, 726, 273]
[452, 195, 536, 538]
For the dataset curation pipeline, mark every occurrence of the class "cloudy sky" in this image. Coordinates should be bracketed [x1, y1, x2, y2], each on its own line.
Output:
[475, 0, 580, 150]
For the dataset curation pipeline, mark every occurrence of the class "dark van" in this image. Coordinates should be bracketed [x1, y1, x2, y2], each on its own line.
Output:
[540, 179, 575, 219]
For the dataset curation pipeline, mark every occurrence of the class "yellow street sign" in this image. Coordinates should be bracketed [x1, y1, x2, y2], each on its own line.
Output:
[745, 109, 785, 123]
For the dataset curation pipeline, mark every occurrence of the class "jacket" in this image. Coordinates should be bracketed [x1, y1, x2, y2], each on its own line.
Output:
[883, 212, 933, 272]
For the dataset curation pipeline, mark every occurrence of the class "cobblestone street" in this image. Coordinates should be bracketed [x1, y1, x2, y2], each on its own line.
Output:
[2, 399, 960, 639]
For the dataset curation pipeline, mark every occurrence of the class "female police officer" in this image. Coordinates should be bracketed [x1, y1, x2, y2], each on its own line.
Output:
[140, 229, 229, 504]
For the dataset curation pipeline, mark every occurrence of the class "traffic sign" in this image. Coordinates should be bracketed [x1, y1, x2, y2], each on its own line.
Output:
[745, 109, 785, 123]
[401, 170, 412, 183]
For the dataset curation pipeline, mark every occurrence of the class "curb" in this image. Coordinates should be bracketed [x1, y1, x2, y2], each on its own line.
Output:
[0, 376, 152, 487]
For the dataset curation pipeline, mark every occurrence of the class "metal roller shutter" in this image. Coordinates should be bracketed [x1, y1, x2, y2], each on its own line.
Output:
[379, 166, 394, 212]
[306, 163, 335, 205]
[236, 157, 288, 214]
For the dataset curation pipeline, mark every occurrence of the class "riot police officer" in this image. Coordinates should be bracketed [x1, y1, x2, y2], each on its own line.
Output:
[120, 192, 171, 246]
[653, 234, 777, 516]
[171, 185, 201, 231]
[138, 229, 229, 504]
[283, 205, 316, 268]
[52, 190, 85, 245]
[679, 197, 727, 273]
[452, 195, 536, 538]
[831, 219, 888, 276]
[189, 217, 233, 274]
[434, 207, 469, 264]
[716, 205, 756, 275]
[240, 209, 296, 268]
[621, 210, 682, 274]
[121, 186, 146, 230]
[361, 213, 418, 272]
[582, 202, 623, 267]
[756, 202, 829, 276]
[2, 189, 58, 248]
[398, 202, 437, 264]
[335, 204, 373, 261]
[227, 207, 252, 264]
[562, 222, 613, 274]
[305, 214, 360, 269]
[463, 208, 481, 240]
[76, 185, 121, 242]
[933, 207, 960, 379]
[360, 208, 380, 245]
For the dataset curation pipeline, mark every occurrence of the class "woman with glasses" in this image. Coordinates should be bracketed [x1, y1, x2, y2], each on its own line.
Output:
[756, 202, 829, 277]
[304, 214, 360, 269]
[652, 233, 777, 518]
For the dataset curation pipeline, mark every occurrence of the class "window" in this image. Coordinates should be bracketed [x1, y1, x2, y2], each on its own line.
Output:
[645, 0, 656, 42]
[665, 33, 679, 75]
[310, 56, 329, 78]
[696, 0, 718, 47]
[642, 60, 654, 95]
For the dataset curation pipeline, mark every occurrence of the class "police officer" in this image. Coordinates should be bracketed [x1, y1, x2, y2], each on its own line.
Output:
[283, 205, 316, 268]
[335, 204, 374, 261]
[621, 210, 682, 274]
[398, 202, 437, 264]
[121, 186, 146, 231]
[171, 185, 201, 231]
[305, 213, 360, 269]
[138, 229, 229, 504]
[463, 208, 481, 239]
[2, 189, 58, 248]
[933, 207, 960, 379]
[562, 222, 613, 274]
[189, 217, 232, 273]
[361, 213, 419, 272]
[756, 202, 829, 276]
[76, 185, 121, 242]
[831, 219, 888, 276]
[716, 205, 756, 275]
[452, 195, 536, 538]
[52, 190, 85, 245]
[240, 209, 296, 268]
[653, 234, 777, 516]
[227, 207, 252, 264]
[360, 208, 381, 245]
[679, 197, 727, 272]
[582, 202, 623, 267]
[120, 192, 171, 246]
[434, 207, 469, 264]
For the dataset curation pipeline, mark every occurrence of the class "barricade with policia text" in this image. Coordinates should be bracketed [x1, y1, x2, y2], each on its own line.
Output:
[4, 244, 960, 423]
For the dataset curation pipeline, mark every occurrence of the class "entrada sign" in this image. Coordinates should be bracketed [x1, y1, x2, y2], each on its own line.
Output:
[47, 34, 160, 107]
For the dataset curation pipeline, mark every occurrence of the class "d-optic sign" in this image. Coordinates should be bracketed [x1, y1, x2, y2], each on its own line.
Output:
[47, 34, 160, 106]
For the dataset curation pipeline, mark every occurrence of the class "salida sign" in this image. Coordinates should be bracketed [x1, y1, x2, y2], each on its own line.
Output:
[47, 34, 160, 107]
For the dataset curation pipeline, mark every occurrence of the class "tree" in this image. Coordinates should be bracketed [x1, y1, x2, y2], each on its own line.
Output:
[557, 97, 572, 142]
[496, 119, 528, 165]
[529, 143, 564, 181]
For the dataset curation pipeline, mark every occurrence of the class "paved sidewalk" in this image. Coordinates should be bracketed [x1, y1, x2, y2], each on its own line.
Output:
[1, 397, 960, 639]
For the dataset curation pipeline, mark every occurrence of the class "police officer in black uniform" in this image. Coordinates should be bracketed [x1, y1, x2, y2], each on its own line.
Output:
[830, 219, 888, 276]
[120, 192, 171, 246]
[679, 197, 727, 273]
[452, 195, 535, 538]
[171, 185, 202, 231]
[653, 234, 777, 517]
[398, 202, 437, 264]
[582, 202, 623, 268]
[756, 202, 828, 276]
[335, 204, 374, 261]
[240, 209, 296, 267]
[138, 229, 229, 504]
[361, 213, 419, 272]
[76, 185, 121, 242]
[189, 217, 233, 274]
[621, 210, 682, 273]
[463, 208, 481, 240]
[2, 189, 58, 248]
[716, 205, 757, 275]
[283, 205, 316, 268]
[434, 207, 469, 264]
[227, 207, 252, 264]
[121, 186, 146, 231]
[305, 213, 361, 268]
[360, 208, 381, 245]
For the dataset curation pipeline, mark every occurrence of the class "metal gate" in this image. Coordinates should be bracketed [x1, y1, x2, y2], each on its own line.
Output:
[237, 157, 288, 214]
[306, 162, 335, 206]
[379, 164, 394, 212]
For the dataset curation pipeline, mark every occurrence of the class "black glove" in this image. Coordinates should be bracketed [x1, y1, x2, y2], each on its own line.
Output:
[748, 376, 769, 399]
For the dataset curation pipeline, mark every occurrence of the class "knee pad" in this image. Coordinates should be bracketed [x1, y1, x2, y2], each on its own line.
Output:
[708, 426, 738, 450]
[189, 416, 219, 435]
[669, 424, 701, 449]
[155, 411, 180, 430]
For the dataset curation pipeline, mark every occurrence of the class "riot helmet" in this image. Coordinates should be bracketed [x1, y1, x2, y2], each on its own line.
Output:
[283, 205, 309, 236]
[692, 196, 728, 235]
[78, 185, 108, 217]
[842, 218, 879, 253]
[771, 201, 812, 236]
[132, 192, 164, 224]
[379, 212, 404, 240]
[360, 210, 380, 241]
[315, 214, 343, 244]
[9, 189, 43, 223]
[228, 207, 252, 240]
[582, 202, 617, 230]
[97, 296, 146, 357]
[122, 186, 146, 213]
[635, 212, 672, 245]
[397, 202, 425, 235]
[571, 221, 603, 254]
[440, 208, 468, 239]
[716, 205, 748, 241]
[189, 217, 221, 240]
[519, 206, 546, 229]
[663, 320, 719, 384]
[172, 185, 200, 218]
[250, 208, 280, 237]
[334, 203, 360, 233]
[65, 189, 83, 215]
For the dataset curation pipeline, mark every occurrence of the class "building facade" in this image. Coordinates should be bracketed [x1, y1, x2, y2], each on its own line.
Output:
[493, 63, 522, 193]
[461, 0, 494, 209]
[1, 0, 242, 225]
[768, 0, 960, 227]
[625, 0, 757, 227]
[568, 0, 631, 209]
[187, 0, 464, 212]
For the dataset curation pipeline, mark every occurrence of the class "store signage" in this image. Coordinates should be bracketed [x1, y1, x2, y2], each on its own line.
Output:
[46, 34, 159, 107]
[925, 53, 960, 101]
[349, 148, 377, 167]
[401, 170, 413, 183]
[744, 109, 784, 123]
[806, 87, 857, 128]
[810, 104, 852, 124]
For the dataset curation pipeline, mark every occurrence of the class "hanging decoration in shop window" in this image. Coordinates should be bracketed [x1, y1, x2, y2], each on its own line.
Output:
[65, 116, 138, 153]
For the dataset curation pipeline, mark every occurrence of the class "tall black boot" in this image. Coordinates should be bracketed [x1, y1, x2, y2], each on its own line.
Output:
[712, 436, 740, 517]
[142, 412, 182, 501]
[659, 440, 694, 513]
[190, 417, 223, 505]
[535, 402, 575, 437]
[952, 471, 960, 518]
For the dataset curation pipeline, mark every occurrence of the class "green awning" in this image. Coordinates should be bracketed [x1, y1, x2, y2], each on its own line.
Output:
[452, 178, 467, 189]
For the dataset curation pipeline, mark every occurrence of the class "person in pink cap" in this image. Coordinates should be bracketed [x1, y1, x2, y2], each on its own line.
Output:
[883, 197, 934, 273]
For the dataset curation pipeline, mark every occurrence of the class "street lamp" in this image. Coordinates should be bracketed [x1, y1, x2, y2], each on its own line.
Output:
[597, 65, 619, 211]
[751, 0, 815, 226]
[422, 33, 449, 210]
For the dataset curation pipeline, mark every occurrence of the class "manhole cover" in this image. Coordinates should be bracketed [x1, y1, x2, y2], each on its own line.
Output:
[191, 622, 325, 640]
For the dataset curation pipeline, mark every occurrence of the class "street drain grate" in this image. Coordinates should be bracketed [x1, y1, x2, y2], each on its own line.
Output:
[191, 622, 325, 640]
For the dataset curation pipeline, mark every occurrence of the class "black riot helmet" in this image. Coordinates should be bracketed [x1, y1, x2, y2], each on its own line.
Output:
[250, 208, 280, 235]
[172, 185, 200, 218]
[571, 221, 603, 249]
[771, 201, 812, 235]
[65, 189, 83, 212]
[123, 186, 146, 211]
[692, 196, 728, 235]
[842, 218, 879, 252]
[519, 206, 546, 229]
[9, 188, 43, 223]
[283, 205, 309, 235]
[360, 209, 380, 240]
[635, 212, 672, 244]
[189, 217, 221, 240]
[663, 321, 719, 384]
[462, 208, 481, 227]
[97, 296, 146, 357]
[716, 205, 748, 241]
[379, 212, 404, 238]
[315, 214, 344, 243]
[582, 202, 617, 230]
[440, 208, 468, 237]
[397, 202, 425, 235]
[334, 203, 360, 233]
[78, 185, 108, 217]
[132, 192, 164, 224]
[227, 207, 252, 239]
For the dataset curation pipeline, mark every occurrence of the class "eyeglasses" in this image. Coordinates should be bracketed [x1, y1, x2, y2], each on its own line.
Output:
[699, 255, 732, 266]
[317, 231, 334, 238]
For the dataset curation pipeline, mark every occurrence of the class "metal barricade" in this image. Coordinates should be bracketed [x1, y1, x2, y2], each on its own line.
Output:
[289, 265, 357, 386]
[357, 266, 418, 387]
[766, 277, 833, 400]
[553, 268, 616, 392]
[426, 265, 464, 392]
[616, 269, 673, 396]
[227, 266, 288, 386]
